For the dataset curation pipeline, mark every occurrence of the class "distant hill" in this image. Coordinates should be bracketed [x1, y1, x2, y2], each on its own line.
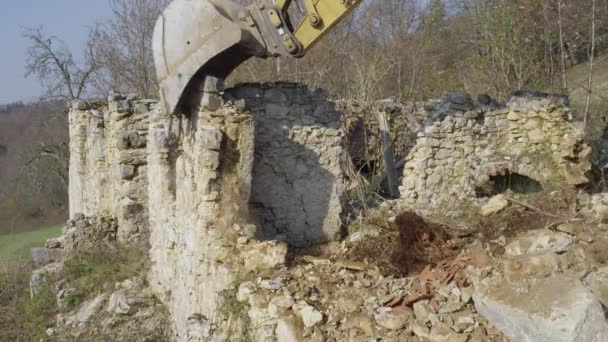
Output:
[0, 100, 68, 234]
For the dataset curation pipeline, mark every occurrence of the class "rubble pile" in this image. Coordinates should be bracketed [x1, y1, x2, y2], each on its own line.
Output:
[236, 252, 507, 342]
[233, 213, 608, 342]
[29, 214, 171, 341]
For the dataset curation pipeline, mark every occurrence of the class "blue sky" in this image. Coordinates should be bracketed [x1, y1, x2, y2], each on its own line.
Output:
[0, 1, 113, 104]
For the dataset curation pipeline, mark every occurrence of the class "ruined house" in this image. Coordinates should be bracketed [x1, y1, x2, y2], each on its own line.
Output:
[39, 85, 606, 341]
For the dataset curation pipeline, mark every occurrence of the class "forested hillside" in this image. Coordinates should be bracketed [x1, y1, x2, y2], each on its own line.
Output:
[0, 101, 68, 234]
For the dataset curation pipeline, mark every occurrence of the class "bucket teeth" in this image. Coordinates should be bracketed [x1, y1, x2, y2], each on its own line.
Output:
[152, 0, 299, 114]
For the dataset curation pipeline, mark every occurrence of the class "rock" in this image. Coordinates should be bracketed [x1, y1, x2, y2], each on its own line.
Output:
[504, 229, 573, 255]
[120, 164, 136, 180]
[242, 241, 288, 272]
[558, 244, 596, 278]
[348, 226, 380, 243]
[293, 301, 324, 328]
[478, 94, 492, 105]
[310, 327, 325, 342]
[259, 278, 283, 291]
[474, 274, 608, 342]
[72, 100, 89, 111]
[107, 289, 146, 315]
[268, 295, 294, 317]
[563, 166, 589, 186]
[578, 231, 594, 243]
[506, 111, 521, 121]
[56, 286, 77, 308]
[481, 194, 509, 216]
[438, 293, 463, 314]
[411, 320, 431, 338]
[446, 92, 473, 106]
[237, 281, 256, 303]
[452, 312, 476, 333]
[556, 222, 585, 236]
[201, 92, 222, 111]
[504, 252, 559, 279]
[591, 193, 608, 222]
[528, 128, 545, 143]
[133, 102, 151, 114]
[186, 314, 213, 341]
[583, 266, 608, 307]
[413, 300, 434, 321]
[460, 286, 474, 304]
[126, 93, 139, 101]
[430, 321, 467, 342]
[275, 315, 303, 342]
[67, 294, 106, 325]
[44, 237, 64, 249]
[30, 248, 64, 267]
[374, 306, 414, 330]
[200, 127, 223, 151]
[30, 262, 63, 298]
[203, 76, 224, 93]
[337, 297, 361, 314]
[469, 240, 492, 268]
[523, 119, 540, 130]
[343, 313, 375, 336]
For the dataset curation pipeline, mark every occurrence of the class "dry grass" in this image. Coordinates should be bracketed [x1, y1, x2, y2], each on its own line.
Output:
[0, 262, 57, 341]
[346, 211, 463, 276]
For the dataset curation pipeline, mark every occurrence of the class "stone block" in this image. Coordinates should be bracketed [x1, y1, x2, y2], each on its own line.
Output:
[120, 164, 136, 180]
[474, 275, 608, 342]
[201, 149, 220, 170]
[527, 128, 545, 143]
[505, 229, 573, 256]
[583, 266, 608, 307]
[481, 194, 509, 216]
[30, 248, 64, 267]
[200, 127, 222, 150]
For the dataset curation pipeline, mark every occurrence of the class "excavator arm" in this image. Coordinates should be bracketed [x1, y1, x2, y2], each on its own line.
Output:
[153, 0, 363, 114]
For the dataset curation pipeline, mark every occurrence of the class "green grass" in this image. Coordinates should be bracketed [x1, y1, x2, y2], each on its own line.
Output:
[0, 225, 62, 262]
[63, 247, 147, 298]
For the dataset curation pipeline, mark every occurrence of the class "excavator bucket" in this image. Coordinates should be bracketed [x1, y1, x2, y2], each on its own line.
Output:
[153, 0, 301, 114]
[153, 0, 366, 114]
[153, 0, 253, 114]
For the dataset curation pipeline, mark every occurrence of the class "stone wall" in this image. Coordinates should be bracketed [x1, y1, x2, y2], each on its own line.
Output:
[227, 83, 345, 246]
[68, 96, 153, 243]
[68, 84, 346, 338]
[145, 83, 345, 339]
[400, 93, 591, 208]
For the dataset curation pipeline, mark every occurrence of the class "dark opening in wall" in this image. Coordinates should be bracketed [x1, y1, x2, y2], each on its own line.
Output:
[475, 170, 542, 197]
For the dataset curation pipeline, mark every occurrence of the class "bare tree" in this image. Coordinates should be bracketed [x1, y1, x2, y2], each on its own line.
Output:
[557, 0, 568, 89]
[24, 27, 100, 100]
[583, 0, 597, 129]
[91, 0, 169, 98]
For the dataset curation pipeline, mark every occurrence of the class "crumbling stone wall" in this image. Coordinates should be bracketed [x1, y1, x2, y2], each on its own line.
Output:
[400, 93, 591, 208]
[146, 83, 345, 339]
[227, 83, 345, 246]
[68, 95, 152, 243]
